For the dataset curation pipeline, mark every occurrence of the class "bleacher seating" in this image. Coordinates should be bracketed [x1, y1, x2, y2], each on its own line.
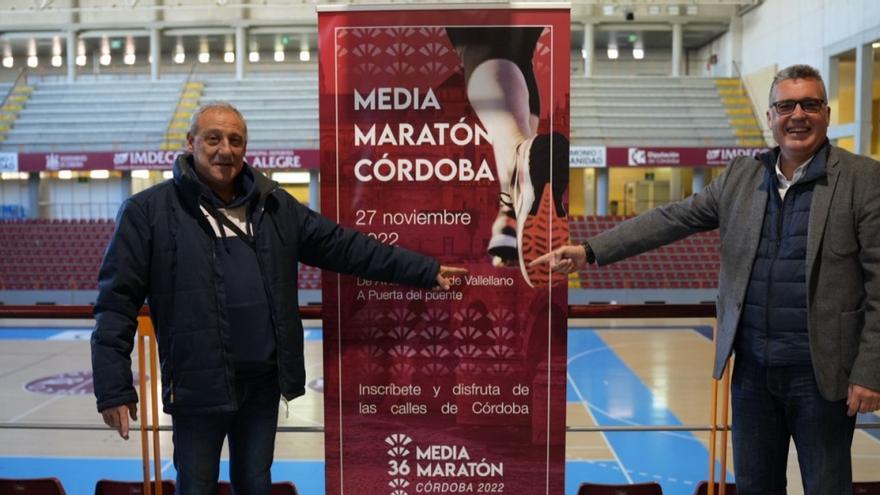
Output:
[217, 480, 298, 494]
[569, 215, 720, 289]
[570, 77, 764, 147]
[0, 218, 320, 291]
[577, 481, 663, 494]
[0, 216, 719, 292]
[0, 80, 182, 152]
[693, 481, 736, 494]
[94, 479, 175, 495]
[0, 477, 67, 495]
[197, 76, 318, 149]
[0, 219, 113, 290]
[2, 73, 764, 152]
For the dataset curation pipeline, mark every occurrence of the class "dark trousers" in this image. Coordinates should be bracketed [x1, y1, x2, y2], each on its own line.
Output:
[172, 372, 281, 495]
[731, 360, 856, 495]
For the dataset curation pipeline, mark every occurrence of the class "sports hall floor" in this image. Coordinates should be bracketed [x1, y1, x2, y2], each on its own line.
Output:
[1, 317, 878, 495]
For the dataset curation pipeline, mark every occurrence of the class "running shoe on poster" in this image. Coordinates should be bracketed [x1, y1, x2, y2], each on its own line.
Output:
[511, 132, 570, 287]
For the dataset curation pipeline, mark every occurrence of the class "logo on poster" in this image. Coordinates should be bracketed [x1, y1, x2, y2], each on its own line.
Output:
[628, 148, 646, 166]
[386, 433, 413, 495]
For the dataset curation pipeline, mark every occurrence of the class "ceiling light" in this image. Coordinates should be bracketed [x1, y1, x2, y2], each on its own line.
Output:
[174, 38, 185, 64]
[124, 36, 135, 65]
[222, 35, 234, 63]
[162, 170, 174, 179]
[50, 36, 62, 67]
[648, 5, 661, 15]
[602, 5, 615, 16]
[76, 39, 86, 66]
[2, 42, 11, 68]
[248, 39, 260, 63]
[198, 37, 209, 63]
[298, 34, 310, 62]
[131, 170, 150, 179]
[667, 5, 681, 15]
[58, 170, 73, 180]
[873, 42, 880, 48]
[686, 5, 698, 15]
[274, 35, 285, 62]
[633, 40, 644, 60]
[89, 170, 110, 179]
[607, 45, 619, 60]
[100, 36, 111, 65]
[27, 38, 37, 67]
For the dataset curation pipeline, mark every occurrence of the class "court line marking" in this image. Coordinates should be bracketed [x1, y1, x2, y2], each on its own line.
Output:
[567, 340, 705, 442]
[567, 372, 633, 483]
[567, 329, 720, 491]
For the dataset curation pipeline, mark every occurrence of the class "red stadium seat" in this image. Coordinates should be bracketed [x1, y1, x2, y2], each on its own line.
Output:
[577, 481, 663, 495]
[0, 477, 67, 495]
[692, 481, 736, 495]
[94, 480, 175, 495]
[217, 481, 298, 495]
[854, 482, 880, 495]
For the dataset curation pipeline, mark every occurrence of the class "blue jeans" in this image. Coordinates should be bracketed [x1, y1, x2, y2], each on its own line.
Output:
[731, 360, 856, 495]
[172, 372, 280, 495]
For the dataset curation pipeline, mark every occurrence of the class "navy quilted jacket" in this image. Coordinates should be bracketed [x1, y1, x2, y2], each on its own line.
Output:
[91, 154, 439, 414]
[735, 145, 828, 366]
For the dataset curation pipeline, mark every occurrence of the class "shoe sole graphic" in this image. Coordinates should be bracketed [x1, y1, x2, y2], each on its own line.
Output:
[514, 132, 570, 287]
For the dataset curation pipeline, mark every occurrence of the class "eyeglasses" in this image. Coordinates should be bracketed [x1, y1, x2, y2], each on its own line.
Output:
[770, 98, 826, 115]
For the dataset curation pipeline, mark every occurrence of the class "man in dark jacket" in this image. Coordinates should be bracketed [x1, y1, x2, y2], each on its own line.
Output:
[532, 65, 880, 494]
[91, 102, 464, 494]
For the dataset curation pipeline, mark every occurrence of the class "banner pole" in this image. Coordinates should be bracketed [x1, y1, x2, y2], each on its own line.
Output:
[144, 318, 164, 495]
[708, 320, 719, 495]
[136, 321, 153, 495]
[718, 359, 732, 495]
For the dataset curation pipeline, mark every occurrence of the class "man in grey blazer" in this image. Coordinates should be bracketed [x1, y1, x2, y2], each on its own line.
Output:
[534, 65, 880, 494]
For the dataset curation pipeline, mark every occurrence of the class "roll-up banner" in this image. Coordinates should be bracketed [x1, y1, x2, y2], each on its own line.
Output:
[319, 4, 570, 494]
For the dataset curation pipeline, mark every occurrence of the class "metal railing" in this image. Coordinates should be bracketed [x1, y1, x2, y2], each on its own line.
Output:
[2, 303, 877, 495]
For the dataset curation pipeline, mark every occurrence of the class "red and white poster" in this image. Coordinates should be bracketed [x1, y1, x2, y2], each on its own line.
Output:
[319, 5, 569, 494]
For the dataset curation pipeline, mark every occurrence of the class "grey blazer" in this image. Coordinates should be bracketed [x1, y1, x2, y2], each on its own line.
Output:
[588, 145, 880, 401]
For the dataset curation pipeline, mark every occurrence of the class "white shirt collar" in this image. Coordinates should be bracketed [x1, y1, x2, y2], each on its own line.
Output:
[774, 154, 813, 199]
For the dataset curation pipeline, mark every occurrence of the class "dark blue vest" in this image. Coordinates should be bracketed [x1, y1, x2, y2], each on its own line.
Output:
[735, 145, 829, 366]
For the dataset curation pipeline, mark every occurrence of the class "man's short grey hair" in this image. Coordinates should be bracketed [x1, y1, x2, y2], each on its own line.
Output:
[188, 101, 248, 140]
[769, 64, 828, 106]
